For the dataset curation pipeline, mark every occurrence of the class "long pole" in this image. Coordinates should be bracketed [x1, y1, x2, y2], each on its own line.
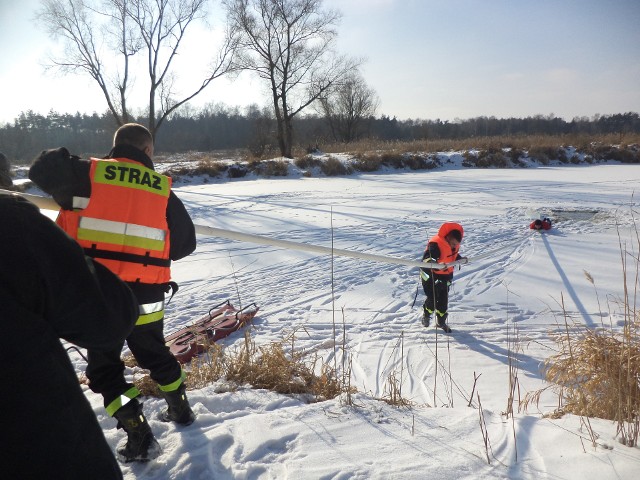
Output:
[1, 188, 505, 270]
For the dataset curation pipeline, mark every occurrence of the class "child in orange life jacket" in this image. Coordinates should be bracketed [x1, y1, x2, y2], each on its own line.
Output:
[420, 223, 466, 333]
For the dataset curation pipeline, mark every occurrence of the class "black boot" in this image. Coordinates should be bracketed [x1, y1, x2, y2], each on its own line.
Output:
[113, 400, 161, 463]
[159, 383, 195, 426]
[421, 309, 431, 327]
[422, 302, 432, 327]
[436, 313, 452, 333]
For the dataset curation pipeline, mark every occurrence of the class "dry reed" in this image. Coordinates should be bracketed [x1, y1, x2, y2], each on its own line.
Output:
[524, 292, 640, 446]
[129, 329, 348, 402]
[543, 325, 639, 433]
[319, 133, 640, 156]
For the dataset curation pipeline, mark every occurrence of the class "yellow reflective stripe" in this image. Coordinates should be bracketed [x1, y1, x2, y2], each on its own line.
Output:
[106, 386, 140, 416]
[136, 309, 165, 325]
[79, 217, 166, 241]
[158, 370, 187, 393]
[93, 161, 170, 196]
[77, 217, 166, 252]
[78, 228, 165, 251]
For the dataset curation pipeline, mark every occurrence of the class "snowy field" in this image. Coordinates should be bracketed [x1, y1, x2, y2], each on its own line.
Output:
[54, 160, 640, 479]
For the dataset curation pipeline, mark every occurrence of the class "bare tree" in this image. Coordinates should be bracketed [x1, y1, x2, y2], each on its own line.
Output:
[39, 0, 134, 125]
[224, 0, 360, 158]
[39, 0, 239, 137]
[318, 73, 379, 143]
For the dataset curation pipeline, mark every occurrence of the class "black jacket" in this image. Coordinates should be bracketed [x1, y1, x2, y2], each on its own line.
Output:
[0, 194, 139, 479]
[29, 144, 197, 262]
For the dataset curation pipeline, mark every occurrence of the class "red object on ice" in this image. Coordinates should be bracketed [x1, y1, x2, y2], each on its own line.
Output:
[530, 218, 552, 231]
[165, 300, 259, 363]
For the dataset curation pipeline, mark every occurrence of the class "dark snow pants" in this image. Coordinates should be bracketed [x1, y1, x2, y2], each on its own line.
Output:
[85, 284, 184, 416]
[421, 274, 451, 322]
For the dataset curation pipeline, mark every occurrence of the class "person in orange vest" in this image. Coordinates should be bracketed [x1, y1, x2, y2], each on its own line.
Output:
[420, 222, 466, 333]
[29, 124, 197, 463]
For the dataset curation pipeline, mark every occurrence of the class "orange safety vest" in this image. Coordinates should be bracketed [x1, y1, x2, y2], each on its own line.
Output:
[425, 222, 464, 276]
[57, 158, 172, 284]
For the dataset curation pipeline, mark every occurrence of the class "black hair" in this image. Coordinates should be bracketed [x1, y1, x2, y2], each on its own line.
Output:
[113, 123, 153, 150]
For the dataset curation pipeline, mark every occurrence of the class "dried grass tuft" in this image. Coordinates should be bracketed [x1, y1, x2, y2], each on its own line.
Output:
[128, 329, 350, 402]
[543, 325, 640, 424]
[381, 370, 413, 407]
[165, 158, 227, 178]
[134, 375, 162, 397]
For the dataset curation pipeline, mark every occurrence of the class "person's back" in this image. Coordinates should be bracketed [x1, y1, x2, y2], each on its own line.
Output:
[0, 193, 138, 479]
[28, 123, 197, 463]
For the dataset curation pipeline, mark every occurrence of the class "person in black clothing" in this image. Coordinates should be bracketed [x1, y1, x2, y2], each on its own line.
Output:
[29, 124, 197, 463]
[0, 152, 12, 188]
[0, 193, 138, 479]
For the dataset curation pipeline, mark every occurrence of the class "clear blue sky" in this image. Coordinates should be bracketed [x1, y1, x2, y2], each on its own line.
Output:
[1, 0, 639, 124]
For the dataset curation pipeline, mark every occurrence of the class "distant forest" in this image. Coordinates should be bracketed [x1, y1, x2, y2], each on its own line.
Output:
[1, 108, 639, 163]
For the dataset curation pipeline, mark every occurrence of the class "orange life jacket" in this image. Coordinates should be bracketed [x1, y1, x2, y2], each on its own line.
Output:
[425, 222, 464, 275]
[56, 158, 172, 284]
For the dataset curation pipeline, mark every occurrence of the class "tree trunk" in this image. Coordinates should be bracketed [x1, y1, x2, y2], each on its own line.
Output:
[280, 87, 293, 158]
[283, 115, 294, 159]
[149, 83, 157, 138]
[272, 92, 287, 158]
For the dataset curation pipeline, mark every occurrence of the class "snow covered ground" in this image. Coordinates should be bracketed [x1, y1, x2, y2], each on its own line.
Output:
[53, 158, 640, 479]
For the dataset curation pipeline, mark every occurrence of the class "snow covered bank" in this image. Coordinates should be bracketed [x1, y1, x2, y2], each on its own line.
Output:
[57, 163, 640, 478]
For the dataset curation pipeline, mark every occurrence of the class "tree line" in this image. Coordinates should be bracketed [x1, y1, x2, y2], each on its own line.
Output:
[36, 0, 362, 158]
[19, 1, 639, 163]
[2, 108, 638, 163]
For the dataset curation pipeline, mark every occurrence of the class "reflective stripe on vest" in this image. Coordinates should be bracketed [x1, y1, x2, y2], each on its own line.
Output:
[72, 196, 90, 209]
[57, 158, 172, 284]
[78, 217, 166, 252]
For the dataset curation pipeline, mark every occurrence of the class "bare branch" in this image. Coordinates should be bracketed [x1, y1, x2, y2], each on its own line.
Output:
[224, 0, 361, 158]
[317, 71, 379, 143]
[38, 0, 239, 137]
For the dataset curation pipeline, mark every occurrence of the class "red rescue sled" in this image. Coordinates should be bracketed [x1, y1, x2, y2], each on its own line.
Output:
[165, 300, 259, 363]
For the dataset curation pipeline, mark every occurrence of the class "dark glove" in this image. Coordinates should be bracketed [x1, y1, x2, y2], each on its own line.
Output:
[29, 147, 83, 210]
[36, 147, 79, 163]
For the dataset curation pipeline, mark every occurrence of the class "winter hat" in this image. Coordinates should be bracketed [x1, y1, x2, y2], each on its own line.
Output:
[448, 229, 462, 242]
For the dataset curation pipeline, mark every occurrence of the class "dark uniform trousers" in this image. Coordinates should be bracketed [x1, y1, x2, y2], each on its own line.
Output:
[86, 283, 182, 411]
[421, 273, 451, 320]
